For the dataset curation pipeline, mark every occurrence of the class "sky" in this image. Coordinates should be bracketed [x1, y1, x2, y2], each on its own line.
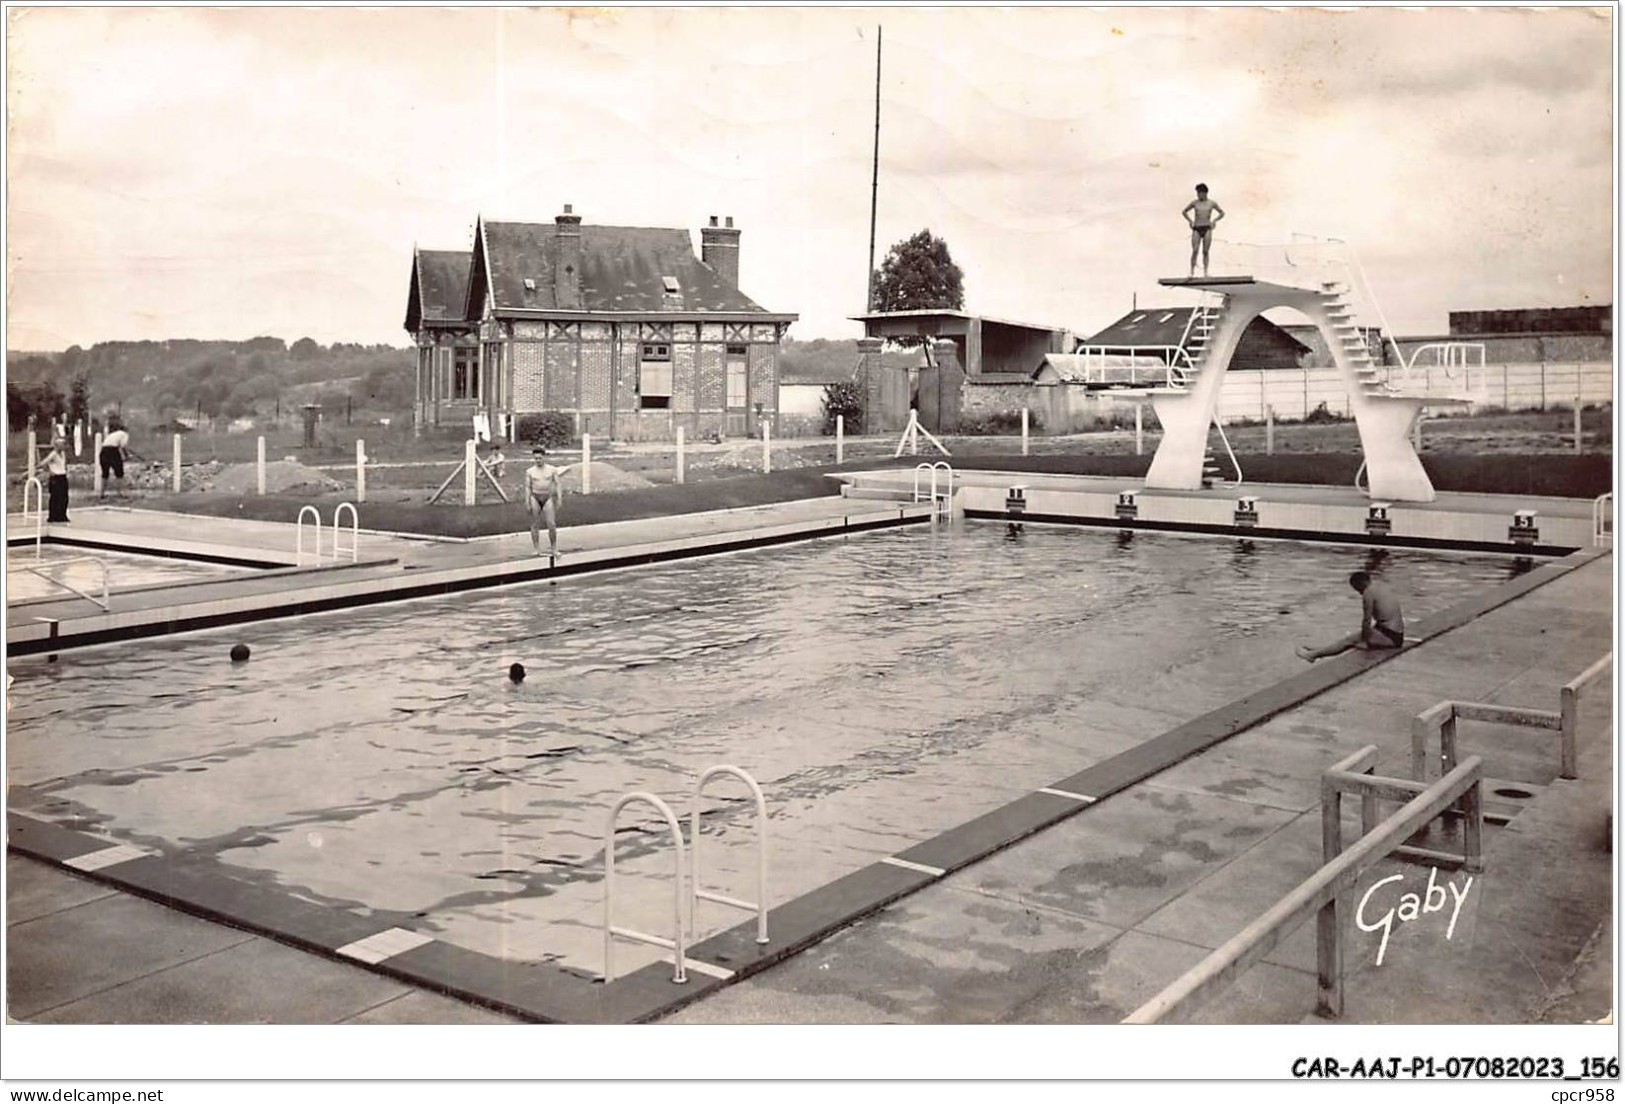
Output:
[4, 5, 1615, 351]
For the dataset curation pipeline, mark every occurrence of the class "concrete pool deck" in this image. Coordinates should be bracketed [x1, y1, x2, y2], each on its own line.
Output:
[6, 497, 931, 654]
[7, 536, 1612, 1024]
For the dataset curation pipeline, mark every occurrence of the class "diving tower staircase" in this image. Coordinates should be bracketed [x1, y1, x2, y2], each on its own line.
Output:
[1141, 241, 1479, 503]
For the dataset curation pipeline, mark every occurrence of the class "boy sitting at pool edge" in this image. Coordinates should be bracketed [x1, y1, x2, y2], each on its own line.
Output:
[1297, 571, 1405, 662]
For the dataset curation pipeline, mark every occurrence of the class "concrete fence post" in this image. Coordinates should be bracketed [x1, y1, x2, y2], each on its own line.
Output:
[762, 423, 772, 473]
[676, 426, 685, 484]
[92, 433, 103, 496]
[464, 438, 477, 505]
[836, 414, 844, 464]
[1574, 385, 1583, 455]
[1135, 404, 1144, 456]
[1021, 408, 1030, 456]
[26, 428, 37, 478]
[582, 433, 592, 495]
[356, 438, 367, 504]
[172, 434, 182, 493]
[257, 436, 266, 495]
[1265, 405, 1274, 456]
[1413, 414, 1422, 452]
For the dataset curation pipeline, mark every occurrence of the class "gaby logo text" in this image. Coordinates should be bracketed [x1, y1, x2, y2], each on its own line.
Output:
[1355, 866, 1474, 966]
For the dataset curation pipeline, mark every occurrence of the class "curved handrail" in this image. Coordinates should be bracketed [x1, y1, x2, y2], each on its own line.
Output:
[690, 765, 769, 946]
[1594, 492, 1613, 547]
[11, 554, 110, 610]
[23, 476, 44, 558]
[333, 502, 359, 562]
[295, 506, 322, 566]
[603, 791, 688, 984]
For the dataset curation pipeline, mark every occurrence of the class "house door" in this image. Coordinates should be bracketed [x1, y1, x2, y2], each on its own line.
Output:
[725, 346, 749, 436]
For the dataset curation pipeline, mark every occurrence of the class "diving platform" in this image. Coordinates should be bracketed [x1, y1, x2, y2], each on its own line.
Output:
[1143, 261, 1477, 503]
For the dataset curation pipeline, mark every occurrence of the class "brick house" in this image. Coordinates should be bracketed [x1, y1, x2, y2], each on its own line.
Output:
[404, 206, 797, 441]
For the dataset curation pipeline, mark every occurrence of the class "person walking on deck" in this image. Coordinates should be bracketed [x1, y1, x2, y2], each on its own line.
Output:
[1297, 571, 1405, 662]
[99, 421, 130, 499]
[524, 446, 565, 558]
[1183, 183, 1225, 277]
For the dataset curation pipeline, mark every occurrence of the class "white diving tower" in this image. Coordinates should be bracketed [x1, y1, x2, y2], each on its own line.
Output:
[1139, 241, 1480, 503]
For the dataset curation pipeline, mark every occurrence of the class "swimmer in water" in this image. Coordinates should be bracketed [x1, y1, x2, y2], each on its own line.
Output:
[524, 447, 565, 558]
[509, 662, 526, 684]
[1297, 571, 1405, 662]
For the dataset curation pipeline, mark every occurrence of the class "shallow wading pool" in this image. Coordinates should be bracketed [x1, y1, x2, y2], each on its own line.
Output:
[6, 524, 1529, 976]
[5, 544, 251, 603]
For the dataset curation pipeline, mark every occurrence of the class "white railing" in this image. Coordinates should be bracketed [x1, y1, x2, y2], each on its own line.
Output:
[10, 555, 110, 610]
[689, 766, 769, 947]
[603, 792, 689, 984]
[1211, 416, 1243, 487]
[22, 476, 44, 558]
[1067, 346, 1194, 388]
[295, 505, 322, 566]
[1593, 493, 1612, 547]
[1391, 342, 1487, 396]
[333, 502, 359, 562]
[913, 461, 955, 518]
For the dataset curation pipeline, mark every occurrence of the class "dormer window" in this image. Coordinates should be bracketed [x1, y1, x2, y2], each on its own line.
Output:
[1130, 313, 1147, 324]
[661, 276, 680, 294]
[523, 278, 537, 292]
[1158, 312, 1174, 323]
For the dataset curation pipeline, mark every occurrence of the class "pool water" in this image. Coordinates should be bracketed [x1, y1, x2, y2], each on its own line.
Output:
[6, 525, 1529, 975]
[6, 545, 248, 602]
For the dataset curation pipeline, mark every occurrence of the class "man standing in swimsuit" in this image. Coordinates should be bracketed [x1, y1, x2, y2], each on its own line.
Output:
[1297, 571, 1405, 662]
[1182, 183, 1225, 277]
[99, 420, 130, 499]
[524, 446, 564, 558]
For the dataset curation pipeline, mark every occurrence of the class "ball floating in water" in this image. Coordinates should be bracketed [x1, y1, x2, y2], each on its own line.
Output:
[509, 662, 526, 683]
[230, 644, 251, 662]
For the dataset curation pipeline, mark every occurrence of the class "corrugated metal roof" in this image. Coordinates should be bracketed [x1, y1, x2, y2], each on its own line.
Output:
[480, 221, 773, 315]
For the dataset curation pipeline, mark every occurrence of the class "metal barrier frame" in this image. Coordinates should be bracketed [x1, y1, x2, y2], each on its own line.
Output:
[22, 476, 44, 558]
[603, 792, 688, 985]
[1125, 750, 1484, 1024]
[912, 462, 955, 517]
[9, 555, 110, 610]
[690, 765, 769, 946]
[1412, 653, 1611, 783]
[333, 502, 359, 562]
[295, 506, 322, 566]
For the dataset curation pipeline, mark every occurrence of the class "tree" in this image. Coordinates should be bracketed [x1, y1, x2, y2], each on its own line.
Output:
[871, 229, 965, 345]
[290, 337, 321, 361]
[67, 372, 91, 426]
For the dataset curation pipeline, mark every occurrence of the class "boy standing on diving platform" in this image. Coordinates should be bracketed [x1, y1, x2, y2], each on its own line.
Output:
[1182, 183, 1225, 277]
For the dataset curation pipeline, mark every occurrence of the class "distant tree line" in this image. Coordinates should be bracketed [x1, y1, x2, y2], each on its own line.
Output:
[5, 337, 413, 433]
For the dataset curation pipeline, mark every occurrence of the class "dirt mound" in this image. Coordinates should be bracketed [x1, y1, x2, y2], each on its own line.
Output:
[208, 460, 342, 495]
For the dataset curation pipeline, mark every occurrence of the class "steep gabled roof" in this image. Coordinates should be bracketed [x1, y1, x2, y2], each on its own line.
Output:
[404, 249, 473, 331]
[474, 220, 774, 315]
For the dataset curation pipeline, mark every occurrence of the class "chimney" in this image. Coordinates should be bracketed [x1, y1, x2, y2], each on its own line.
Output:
[701, 214, 741, 287]
[555, 203, 583, 309]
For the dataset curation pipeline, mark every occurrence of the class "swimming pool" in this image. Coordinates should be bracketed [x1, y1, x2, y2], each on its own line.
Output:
[6, 524, 1528, 977]
[6, 544, 250, 603]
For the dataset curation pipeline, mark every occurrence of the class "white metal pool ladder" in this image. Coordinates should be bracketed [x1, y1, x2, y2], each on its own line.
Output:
[913, 461, 955, 519]
[603, 792, 690, 984]
[1594, 492, 1612, 547]
[333, 502, 359, 562]
[295, 506, 321, 566]
[690, 765, 769, 946]
[21, 476, 44, 558]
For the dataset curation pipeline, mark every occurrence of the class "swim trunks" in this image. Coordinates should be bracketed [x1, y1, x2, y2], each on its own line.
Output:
[98, 445, 124, 479]
[1368, 625, 1404, 648]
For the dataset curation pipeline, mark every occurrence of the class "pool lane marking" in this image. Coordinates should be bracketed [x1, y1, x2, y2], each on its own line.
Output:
[1038, 787, 1098, 804]
[62, 843, 150, 872]
[663, 955, 735, 981]
[336, 927, 434, 965]
[881, 856, 946, 877]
